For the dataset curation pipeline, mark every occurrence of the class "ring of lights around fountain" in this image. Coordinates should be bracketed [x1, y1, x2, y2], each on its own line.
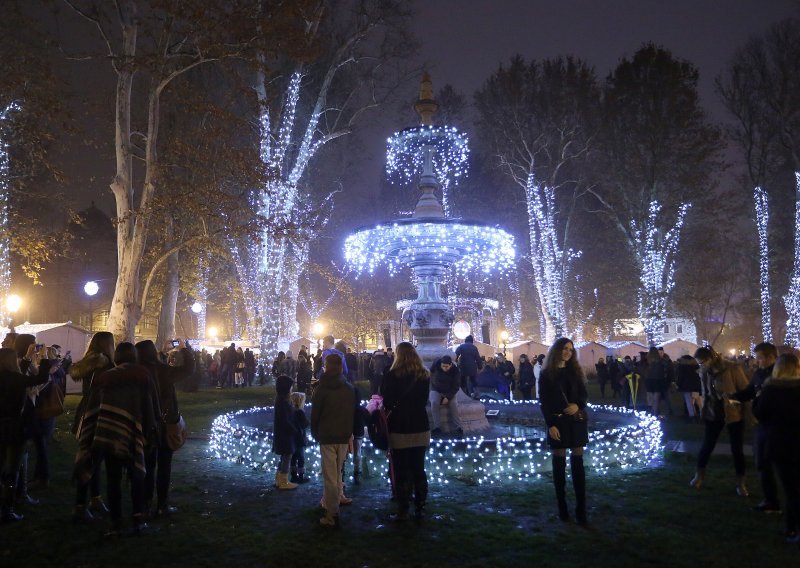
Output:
[209, 401, 663, 485]
[344, 218, 516, 276]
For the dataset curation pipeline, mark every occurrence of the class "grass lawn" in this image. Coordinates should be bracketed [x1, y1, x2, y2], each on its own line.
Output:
[3, 383, 797, 567]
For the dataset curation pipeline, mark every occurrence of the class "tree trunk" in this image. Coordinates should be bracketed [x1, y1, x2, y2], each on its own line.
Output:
[156, 215, 179, 350]
[106, 2, 139, 342]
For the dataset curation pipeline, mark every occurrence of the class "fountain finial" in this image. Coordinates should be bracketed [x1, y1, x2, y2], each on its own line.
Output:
[414, 72, 439, 126]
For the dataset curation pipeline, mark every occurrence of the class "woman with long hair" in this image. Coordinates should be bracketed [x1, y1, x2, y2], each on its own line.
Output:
[539, 337, 589, 525]
[380, 342, 430, 521]
[690, 346, 749, 495]
[70, 331, 115, 521]
[753, 353, 800, 542]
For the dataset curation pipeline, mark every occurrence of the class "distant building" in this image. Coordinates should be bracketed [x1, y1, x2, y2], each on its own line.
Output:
[613, 317, 697, 345]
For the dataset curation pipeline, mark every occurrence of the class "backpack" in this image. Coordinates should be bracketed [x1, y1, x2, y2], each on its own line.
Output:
[367, 407, 390, 451]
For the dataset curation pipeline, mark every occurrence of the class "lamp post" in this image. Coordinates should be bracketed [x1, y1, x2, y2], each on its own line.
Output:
[312, 321, 325, 351]
[5, 293, 21, 331]
[84, 281, 99, 332]
[500, 329, 509, 356]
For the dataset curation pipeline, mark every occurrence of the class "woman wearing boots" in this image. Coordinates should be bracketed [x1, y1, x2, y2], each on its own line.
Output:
[70, 331, 115, 521]
[539, 338, 589, 526]
[690, 346, 750, 496]
[0, 348, 53, 522]
[380, 342, 430, 521]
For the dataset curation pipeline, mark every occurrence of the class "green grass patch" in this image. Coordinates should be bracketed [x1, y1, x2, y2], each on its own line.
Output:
[2, 385, 795, 567]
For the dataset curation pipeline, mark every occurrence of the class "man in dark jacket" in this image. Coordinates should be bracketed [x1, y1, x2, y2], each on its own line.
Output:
[311, 354, 355, 527]
[455, 335, 481, 396]
[369, 350, 389, 395]
[429, 356, 463, 437]
[731, 342, 780, 513]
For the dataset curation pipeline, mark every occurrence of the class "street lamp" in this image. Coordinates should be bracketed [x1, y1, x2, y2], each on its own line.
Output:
[191, 302, 203, 314]
[500, 329, 509, 356]
[312, 321, 325, 350]
[84, 281, 99, 331]
[207, 326, 219, 340]
[5, 294, 21, 330]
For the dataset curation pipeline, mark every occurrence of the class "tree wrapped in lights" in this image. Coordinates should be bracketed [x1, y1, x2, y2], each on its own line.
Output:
[753, 186, 773, 343]
[525, 174, 579, 343]
[0, 102, 19, 328]
[785, 173, 800, 347]
[633, 201, 690, 346]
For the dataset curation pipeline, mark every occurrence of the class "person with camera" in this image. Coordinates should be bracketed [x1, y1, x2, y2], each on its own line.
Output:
[539, 338, 589, 525]
[135, 339, 195, 519]
[0, 345, 54, 522]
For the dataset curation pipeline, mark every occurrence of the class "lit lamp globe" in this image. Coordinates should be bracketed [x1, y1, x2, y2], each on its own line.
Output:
[452, 320, 470, 341]
[208, 326, 219, 339]
[6, 294, 22, 314]
[191, 302, 203, 314]
[84, 281, 99, 297]
[500, 330, 509, 343]
[312, 322, 325, 337]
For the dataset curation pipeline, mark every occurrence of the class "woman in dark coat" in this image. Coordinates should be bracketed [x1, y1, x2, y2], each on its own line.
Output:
[518, 355, 535, 400]
[272, 374, 298, 490]
[675, 355, 702, 420]
[135, 339, 195, 517]
[644, 347, 667, 416]
[0, 348, 52, 522]
[380, 342, 430, 521]
[753, 353, 800, 543]
[539, 337, 589, 525]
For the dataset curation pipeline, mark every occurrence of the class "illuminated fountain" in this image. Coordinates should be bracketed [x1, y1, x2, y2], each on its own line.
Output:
[344, 73, 515, 365]
[208, 76, 664, 482]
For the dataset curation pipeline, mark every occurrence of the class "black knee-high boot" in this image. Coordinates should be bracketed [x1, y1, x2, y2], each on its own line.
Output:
[552, 454, 568, 521]
[570, 454, 587, 525]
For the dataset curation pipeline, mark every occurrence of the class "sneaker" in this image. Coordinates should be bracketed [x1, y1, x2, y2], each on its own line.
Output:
[319, 516, 337, 527]
[754, 501, 782, 514]
[339, 496, 353, 506]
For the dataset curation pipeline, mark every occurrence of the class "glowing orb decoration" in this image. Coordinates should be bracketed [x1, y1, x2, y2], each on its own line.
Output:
[386, 125, 469, 188]
[83, 281, 99, 297]
[453, 320, 471, 340]
[5, 294, 22, 313]
[344, 218, 515, 277]
[191, 302, 203, 314]
[209, 401, 663, 485]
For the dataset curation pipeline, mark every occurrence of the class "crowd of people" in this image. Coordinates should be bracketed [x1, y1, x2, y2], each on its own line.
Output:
[2, 327, 799, 544]
[0, 330, 195, 535]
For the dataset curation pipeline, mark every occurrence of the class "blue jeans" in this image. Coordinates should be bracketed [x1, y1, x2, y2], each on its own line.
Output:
[429, 391, 462, 431]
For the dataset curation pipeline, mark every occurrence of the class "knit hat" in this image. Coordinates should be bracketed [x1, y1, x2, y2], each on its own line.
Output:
[440, 355, 453, 364]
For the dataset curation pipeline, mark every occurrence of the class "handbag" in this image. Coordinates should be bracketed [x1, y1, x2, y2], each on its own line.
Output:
[37, 381, 65, 420]
[164, 415, 187, 451]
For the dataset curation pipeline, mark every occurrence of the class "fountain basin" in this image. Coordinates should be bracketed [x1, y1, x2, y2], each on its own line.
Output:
[209, 400, 663, 484]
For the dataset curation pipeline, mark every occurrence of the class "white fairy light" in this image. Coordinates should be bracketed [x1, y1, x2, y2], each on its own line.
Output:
[754, 186, 772, 343]
[784, 173, 800, 347]
[344, 220, 516, 277]
[386, 125, 469, 200]
[525, 174, 578, 343]
[208, 401, 663, 484]
[632, 200, 690, 346]
[0, 102, 19, 328]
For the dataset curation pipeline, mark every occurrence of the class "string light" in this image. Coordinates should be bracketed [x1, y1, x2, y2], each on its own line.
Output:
[632, 200, 690, 346]
[386, 125, 469, 195]
[785, 173, 800, 348]
[753, 186, 772, 343]
[525, 175, 579, 343]
[344, 219, 516, 277]
[208, 401, 663, 484]
[0, 102, 19, 328]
